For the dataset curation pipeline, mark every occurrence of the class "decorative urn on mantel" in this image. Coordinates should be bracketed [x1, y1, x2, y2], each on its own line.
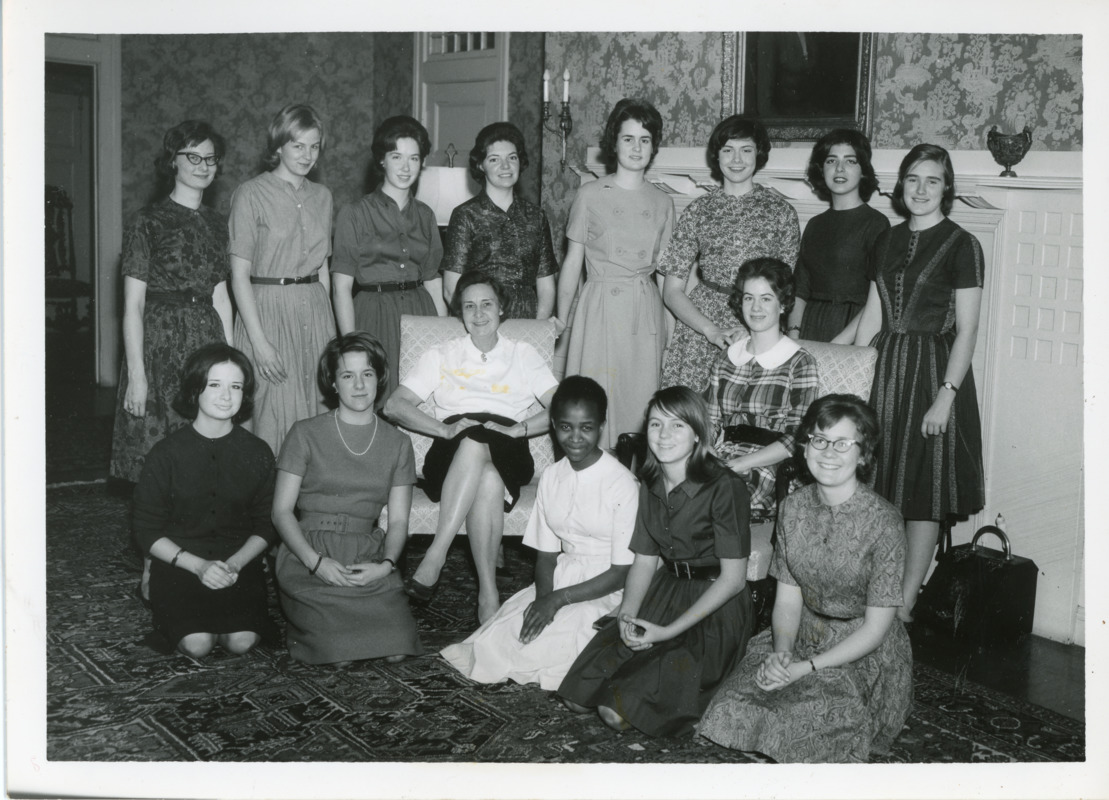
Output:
[987, 125, 1033, 178]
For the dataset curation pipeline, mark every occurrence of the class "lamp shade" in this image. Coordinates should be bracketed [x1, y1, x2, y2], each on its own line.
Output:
[416, 166, 479, 226]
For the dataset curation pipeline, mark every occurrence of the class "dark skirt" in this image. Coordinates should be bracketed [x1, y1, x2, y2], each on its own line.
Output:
[420, 412, 534, 512]
[869, 329, 984, 520]
[352, 286, 437, 397]
[799, 298, 863, 343]
[148, 556, 275, 652]
[557, 569, 753, 737]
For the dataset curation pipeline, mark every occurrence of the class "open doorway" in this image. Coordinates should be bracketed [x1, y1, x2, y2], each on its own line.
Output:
[45, 60, 98, 414]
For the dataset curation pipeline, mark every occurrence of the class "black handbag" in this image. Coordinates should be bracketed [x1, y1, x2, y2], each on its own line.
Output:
[916, 525, 1038, 643]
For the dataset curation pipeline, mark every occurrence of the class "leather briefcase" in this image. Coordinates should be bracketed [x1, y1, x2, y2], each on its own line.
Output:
[916, 525, 1038, 643]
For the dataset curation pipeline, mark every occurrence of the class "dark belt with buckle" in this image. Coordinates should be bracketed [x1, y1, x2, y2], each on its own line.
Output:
[145, 290, 213, 305]
[662, 558, 720, 581]
[723, 424, 779, 447]
[250, 274, 320, 286]
[354, 279, 425, 294]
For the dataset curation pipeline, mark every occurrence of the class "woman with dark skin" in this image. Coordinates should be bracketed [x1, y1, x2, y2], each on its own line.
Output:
[441, 376, 638, 690]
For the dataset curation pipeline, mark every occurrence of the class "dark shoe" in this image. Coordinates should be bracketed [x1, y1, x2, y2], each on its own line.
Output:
[404, 576, 437, 605]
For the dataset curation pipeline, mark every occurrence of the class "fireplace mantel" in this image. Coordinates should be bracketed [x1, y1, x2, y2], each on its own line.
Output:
[580, 146, 1082, 214]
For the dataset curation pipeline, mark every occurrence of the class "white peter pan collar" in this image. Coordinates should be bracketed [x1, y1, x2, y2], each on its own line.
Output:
[726, 334, 801, 369]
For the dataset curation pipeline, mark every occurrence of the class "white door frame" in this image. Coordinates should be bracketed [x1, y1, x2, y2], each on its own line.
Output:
[412, 32, 510, 159]
[45, 34, 123, 386]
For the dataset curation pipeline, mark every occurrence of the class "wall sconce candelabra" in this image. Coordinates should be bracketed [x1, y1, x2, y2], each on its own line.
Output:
[542, 68, 573, 171]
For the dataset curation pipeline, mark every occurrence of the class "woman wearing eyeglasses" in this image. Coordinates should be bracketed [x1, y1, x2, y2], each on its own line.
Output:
[230, 104, 336, 457]
[110, 120, 235, 604]
[112, 120, 234, 488]
[700, 394, 912, 763]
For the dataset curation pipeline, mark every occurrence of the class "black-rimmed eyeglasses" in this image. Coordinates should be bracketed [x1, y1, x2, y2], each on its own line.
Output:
[806, 433, 859, 453]
[177, 151, 220, 166]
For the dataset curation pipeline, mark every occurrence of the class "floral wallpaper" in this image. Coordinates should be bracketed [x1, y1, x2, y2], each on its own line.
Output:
[122, 33, 385, 224]
[870, 33, 1083, 150]
[537, 31, 1082, 255]
[508, 31, 545, 206]
[120, 31, 1083, 252]
[540, 32, 724, 258]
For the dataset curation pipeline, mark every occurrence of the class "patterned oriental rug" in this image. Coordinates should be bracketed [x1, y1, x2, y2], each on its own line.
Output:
[46, 484, 1084, 764]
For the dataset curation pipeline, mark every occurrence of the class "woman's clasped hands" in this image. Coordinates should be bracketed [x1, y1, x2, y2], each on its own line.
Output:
[755, 650, 813, 692]
[197, 559, 240, 590]
[311, 557, 392, 587]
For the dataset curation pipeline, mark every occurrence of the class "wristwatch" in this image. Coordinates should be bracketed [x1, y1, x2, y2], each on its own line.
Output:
[941, 381, 958, 393]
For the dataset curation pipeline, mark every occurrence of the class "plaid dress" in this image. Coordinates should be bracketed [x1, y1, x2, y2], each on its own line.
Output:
[705, 335, 819, 517]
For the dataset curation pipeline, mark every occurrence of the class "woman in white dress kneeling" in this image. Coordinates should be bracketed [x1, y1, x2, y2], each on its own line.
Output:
[440, 376, 638, 690]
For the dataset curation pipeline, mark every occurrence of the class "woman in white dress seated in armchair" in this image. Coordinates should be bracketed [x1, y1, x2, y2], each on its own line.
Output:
[384, 271, 559, 623]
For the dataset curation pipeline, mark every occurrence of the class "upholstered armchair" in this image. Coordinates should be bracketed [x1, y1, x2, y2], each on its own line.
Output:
[381, 314, 558, 537]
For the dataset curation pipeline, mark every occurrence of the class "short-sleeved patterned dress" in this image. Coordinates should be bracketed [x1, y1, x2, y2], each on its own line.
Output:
[794, 204, 890, 342]
[274, 411, 423, 665]
[868, 217, 985, 521]
[443, 192, 557, 319]
[557, 468, 754, 737]
[706, 335, 819, 518]
[563, 176, 675, 450]
[229, 171, 336, 456]
[110, 198, 229, 483]
[331, 188, 443, 395]
[440, 451, 638, 690]
[659, 185, 800, 393]
[699, 483, 913, 763]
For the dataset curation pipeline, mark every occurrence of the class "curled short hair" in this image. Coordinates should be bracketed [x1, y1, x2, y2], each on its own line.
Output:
[638, 386, 724, 485]
[549, 375, 607, 422]
[370, 115, 431, 186]
[728, 257, 795, 331]
[468, 122, 529, 184]
[893, 143, 956, 217]
[599, 98, 663, 174]
[708, 115, 771, 182]
[806, 128, 879, 202]
[156, 120, 226, 180]
[797, 393, 881, 482]
[263, 104, 326, 171]
[450, 270, 509, 317]
[172, 343, 255, 424]
[317, 333, 390, 410]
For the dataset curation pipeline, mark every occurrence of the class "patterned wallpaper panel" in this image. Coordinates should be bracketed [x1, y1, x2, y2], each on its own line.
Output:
[121, 32, 383, 223]
[540, 32, 724, 257]
[508, 31, 545, 206]
[870, 33, 1083, 150]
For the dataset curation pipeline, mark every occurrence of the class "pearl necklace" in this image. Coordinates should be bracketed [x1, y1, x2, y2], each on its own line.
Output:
[334, 410, 378, 456]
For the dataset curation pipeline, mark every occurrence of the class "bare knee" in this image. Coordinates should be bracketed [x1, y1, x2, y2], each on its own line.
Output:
[177, 633, 216, 658]
[220, 631, 261, 655]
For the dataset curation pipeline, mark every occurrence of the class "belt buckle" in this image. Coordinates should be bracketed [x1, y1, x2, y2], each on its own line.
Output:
[672, 561, 692, 579]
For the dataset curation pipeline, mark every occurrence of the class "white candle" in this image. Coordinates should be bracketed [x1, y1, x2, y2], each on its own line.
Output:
[543, 69, 550, 102]
[562, 69, 570, 102]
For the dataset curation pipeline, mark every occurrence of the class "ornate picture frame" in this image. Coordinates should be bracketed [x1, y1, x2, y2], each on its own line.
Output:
[721, 32, 875, 141]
